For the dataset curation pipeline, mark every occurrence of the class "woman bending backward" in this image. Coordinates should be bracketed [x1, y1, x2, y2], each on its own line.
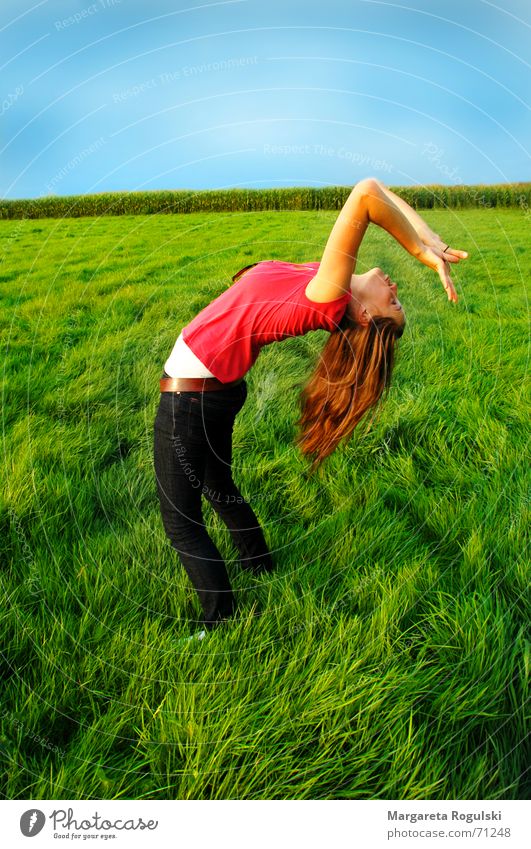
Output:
[153, 177, 469, 638]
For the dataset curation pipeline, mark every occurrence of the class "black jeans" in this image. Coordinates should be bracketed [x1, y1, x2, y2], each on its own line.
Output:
[153, 372, 273, 630]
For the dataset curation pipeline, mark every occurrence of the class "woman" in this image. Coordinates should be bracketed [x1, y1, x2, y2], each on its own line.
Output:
[153, 177, 468, 641]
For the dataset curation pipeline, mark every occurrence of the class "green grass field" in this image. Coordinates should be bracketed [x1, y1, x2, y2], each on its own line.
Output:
[1, 208, 528, 800]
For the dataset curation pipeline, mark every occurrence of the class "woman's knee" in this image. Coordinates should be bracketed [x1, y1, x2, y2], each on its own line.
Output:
[161, 512, 202, 548]
[201, 476, 239, 503]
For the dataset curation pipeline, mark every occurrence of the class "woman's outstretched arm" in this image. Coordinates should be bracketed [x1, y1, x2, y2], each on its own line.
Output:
[362, 179, 426, 257]
[375, 181, 438, 243]
[310, 176, 433, 301]
[309, 176, 468, 304]
[374, 179, 469, 263]
[362, 179, 468, 302]
[306, 178, 372, 303]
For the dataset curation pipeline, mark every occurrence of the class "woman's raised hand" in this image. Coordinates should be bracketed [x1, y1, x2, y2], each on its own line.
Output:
[359, 179, 469, 302]
[415, 238, 468, 303]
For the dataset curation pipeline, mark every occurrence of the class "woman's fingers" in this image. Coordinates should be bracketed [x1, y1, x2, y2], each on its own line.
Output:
[437, 247, 468, 262]
[417, 244, 460, 302]
[428, 235, 469, 259]
[439, 259, 458, 302]
[444, 248, 469, 259]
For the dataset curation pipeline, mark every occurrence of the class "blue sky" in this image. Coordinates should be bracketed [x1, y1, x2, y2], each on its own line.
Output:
[1, 0, 530, 198]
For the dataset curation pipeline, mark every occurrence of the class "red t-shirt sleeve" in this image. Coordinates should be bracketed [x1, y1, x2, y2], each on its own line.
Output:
[296, 262, 352, 330]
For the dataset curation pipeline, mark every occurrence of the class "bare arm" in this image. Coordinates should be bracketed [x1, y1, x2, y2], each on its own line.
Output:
[305, 180, 370, 302]
[364, 179, 468, 302]
[376, 182, 437, 242]
[362, 180, 426, 259]
[307, 176, 426, 302]
[375, 180, 467, 260]
[308, 176, 468, 304]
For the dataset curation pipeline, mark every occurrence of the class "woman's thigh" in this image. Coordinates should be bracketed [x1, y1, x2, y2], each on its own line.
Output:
[154, 393, 209, 525]
[194, 385, 247, 482]
[154, 384, 247, 514]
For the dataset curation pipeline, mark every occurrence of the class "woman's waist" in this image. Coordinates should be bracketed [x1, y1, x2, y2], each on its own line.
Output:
[164, 332, 216, 379]
[160, 369, 245, 393]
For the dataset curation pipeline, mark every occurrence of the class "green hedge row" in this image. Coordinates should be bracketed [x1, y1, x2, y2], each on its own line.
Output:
[1, 183, 530, 219]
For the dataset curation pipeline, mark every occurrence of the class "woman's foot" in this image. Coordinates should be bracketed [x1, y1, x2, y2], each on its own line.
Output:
[177, 629, 207, 645]
[240, 556, 275, 575]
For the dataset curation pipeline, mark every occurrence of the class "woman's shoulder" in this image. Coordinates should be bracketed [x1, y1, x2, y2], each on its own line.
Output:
[270, 260, 319, 267]
[254, 260, 320, 273]
[231, 260, 321, 286]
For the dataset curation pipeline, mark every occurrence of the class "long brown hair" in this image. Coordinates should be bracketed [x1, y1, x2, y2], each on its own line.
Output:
[232, 263, 259, 283]
[295, 310, 405, 473]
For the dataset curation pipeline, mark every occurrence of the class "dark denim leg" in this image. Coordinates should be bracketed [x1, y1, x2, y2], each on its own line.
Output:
[202, 422, 274, 575]
[153, 391, 235, 630]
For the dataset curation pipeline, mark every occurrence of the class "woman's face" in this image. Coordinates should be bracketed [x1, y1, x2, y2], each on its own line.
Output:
[348, 267, 405, 328]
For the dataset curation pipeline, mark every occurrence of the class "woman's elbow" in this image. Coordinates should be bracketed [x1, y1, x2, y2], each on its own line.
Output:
[355, 176, 384, 195]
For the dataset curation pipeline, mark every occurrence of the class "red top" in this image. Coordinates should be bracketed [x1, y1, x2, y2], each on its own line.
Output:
[182, 260, 352, 383]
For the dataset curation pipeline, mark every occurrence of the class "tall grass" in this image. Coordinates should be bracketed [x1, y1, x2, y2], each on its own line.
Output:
[1, 183, 530, 219]
[0, 208, 528, 800]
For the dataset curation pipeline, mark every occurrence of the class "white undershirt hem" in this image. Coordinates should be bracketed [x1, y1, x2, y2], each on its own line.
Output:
[164, 332, 216, 378]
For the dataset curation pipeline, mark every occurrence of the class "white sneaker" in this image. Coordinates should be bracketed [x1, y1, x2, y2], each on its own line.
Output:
[178, 629, 207, 645]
